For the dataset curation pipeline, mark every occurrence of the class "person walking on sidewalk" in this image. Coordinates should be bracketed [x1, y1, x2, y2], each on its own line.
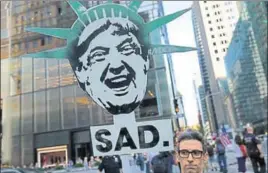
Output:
[235, 135, 248, 173]
[243, 125, 266, 173]
[98, 155, 123, 173]
[207, 143, 217, 171]
[215, 138, 228, 173]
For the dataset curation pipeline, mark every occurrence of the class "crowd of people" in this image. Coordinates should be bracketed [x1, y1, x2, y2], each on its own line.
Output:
[97, 125, 266, 173]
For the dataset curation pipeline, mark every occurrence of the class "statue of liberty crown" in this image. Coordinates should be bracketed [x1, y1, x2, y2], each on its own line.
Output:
[24, 0, 196, 59]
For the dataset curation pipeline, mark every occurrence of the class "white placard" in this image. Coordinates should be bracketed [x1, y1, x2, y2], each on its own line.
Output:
[90, 113, 174, 156]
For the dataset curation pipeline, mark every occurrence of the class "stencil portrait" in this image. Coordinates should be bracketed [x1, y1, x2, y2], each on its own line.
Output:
[24, 0, 195, 115]
[70, 18, 149, 115]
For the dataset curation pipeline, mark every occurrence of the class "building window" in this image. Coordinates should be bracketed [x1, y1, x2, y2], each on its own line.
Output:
[216, 19, 219, 22]
[204, 1, 207, 3]
[216, 57, 220, 61]
[58, 7, 62, 15]
[218, 26, 220, 29]
[205, 7, 208, 10]
[46, 36, 52, 44]
[41, 38, 45, 46]
[211, 35, 215, 38]
[225, 40, 227, 43]
[33, 40, 38, 48]
[221, 26, 224, 29]
[223, 48, 226, 52]
[213, 42, 216, 46]
[218, 11, 220, 14]
[221, 41, 224, 44]
[208, 20, 211, 24]
[219, 18, 222, 21]
[215, 12, 217, 15]
[214, 50, 218, 54]
[210, 28, 213, 31]
[213, 5, 215, 8]
[223, 33, 226, 36]
[25, 42, 29, 49]
[219, 34, 222, 37]
[207, 13, 210, 17]
[216, 4, 219, 7]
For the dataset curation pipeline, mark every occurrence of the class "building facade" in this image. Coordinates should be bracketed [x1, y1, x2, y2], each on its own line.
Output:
[224, 1, 268, 134]
[1, 1, 176, 166]
[192, 1, 239, 132]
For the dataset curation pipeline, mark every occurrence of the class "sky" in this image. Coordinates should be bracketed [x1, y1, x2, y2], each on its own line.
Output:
[163, 1, 202, 126]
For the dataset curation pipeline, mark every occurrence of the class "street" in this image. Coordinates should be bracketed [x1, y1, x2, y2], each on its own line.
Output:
[206, 149, 268, 173]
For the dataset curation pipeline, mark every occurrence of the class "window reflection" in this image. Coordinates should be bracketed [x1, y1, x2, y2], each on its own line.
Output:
[61, 85, 76, 129]
[34, 59, 46, 91]
[60, 59, 75, 86]
[47, 88, 61, 131]
[34, 91, 47, 133]
[21, 93, 33, 134]
[8, 96, 20, 136]
[22, 135, 33, 166]
[9, 58, 21, 95]
[47, 59, 60, 88]
[75, 85, 91, 127]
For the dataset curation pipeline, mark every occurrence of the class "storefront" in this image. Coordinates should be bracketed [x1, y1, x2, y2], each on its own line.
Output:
[37, 145, 68, 168]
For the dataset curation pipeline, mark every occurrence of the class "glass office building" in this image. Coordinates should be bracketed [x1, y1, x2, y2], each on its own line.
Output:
[1, 1, 176, 166]
[224, 2, 267, 134]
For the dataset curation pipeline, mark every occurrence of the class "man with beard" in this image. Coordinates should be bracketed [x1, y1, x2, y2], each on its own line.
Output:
[177, 130, 208, 173]
[72, 18, 149, 115]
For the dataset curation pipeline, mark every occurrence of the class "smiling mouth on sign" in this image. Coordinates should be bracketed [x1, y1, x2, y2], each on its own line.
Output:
[104, 74, 133, 96]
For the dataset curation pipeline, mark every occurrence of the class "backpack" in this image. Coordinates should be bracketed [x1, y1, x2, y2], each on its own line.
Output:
[247, 137, 260, 158]
[207, 146, 214, 156]
[151, 155, 168, 173]
[217, 144, 225, 155]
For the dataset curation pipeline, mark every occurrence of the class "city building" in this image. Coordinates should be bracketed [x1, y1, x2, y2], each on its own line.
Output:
[197, 85, 211, 137]
[192, 1, 240, 132]
[217, 78, 237, 131]
[224, 1, 268, 135]
[1, 1, 178, 166]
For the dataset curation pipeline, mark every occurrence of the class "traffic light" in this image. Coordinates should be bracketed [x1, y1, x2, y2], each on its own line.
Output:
[174, 99, 179, 113]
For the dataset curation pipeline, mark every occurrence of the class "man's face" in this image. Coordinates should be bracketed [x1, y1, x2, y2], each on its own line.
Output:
[178, 140, 207, 173]
[75, 20, 149, 114]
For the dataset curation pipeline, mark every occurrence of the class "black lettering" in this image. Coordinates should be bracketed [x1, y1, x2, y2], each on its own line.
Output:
[138, 125, 160, 149]
[95, 129, 113, 153]
[115, 127, 137, 151]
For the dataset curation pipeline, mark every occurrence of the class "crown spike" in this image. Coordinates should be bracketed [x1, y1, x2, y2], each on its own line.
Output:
[25, 27, 75, 40]
[22, 47, 68, 59]
[149, 44, 197, 55]
[128, 0, 143, 12]
[67, 0, 87, 18]
[107, 0, 113, 3]
[144, 8, 191, 34]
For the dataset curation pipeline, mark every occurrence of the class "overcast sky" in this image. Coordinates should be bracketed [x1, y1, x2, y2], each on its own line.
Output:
[163, 1, 202, 126]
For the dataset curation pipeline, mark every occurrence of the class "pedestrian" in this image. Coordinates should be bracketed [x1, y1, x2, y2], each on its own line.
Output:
[176, 129, 208, 173]
[234, 135, 247, 173]
[98, 155, 123, 173]
[207, 143, 217, 171]
[151, 151, 173, 173]
[243, 125, 266, 173]
[136, 153, 145, 172]
[215, 138, 228, 173]
[171, 151, 180, 173]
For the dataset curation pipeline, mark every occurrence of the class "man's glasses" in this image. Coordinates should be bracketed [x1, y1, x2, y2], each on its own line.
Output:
[178, 150, 204, 159]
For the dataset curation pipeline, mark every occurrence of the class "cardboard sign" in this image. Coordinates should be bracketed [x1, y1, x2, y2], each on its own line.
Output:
[91, 114, 173, 156]
[24, 0, 195, 156]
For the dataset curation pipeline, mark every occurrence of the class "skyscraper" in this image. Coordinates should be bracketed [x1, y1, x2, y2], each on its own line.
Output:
[1, 1, 177, 166]
[192, 1, 239, 132]
[224, 1, 268, 134]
